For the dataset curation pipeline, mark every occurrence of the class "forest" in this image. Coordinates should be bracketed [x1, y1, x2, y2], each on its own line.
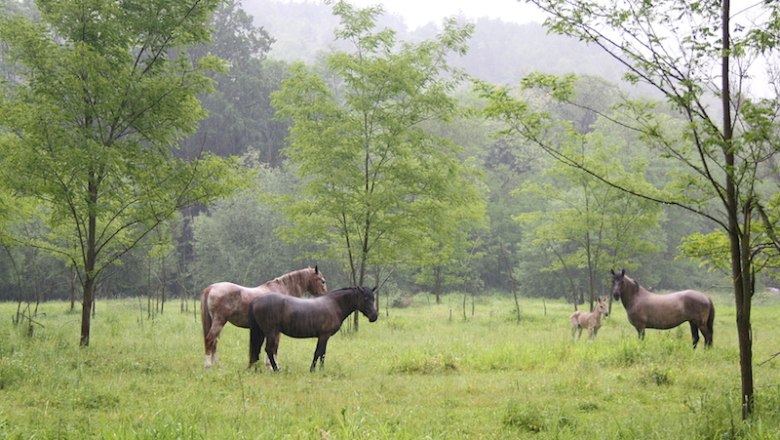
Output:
[3, 0, 771, 307]
[1, 0, 780, 427]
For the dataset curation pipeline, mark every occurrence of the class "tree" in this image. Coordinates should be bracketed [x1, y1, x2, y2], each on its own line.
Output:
[515, 126, 662, 308]
[481, 0, 780, 418]
[410, 169, 487, 304]
[272, 1, 485, 325]
[191, 158, 309, 288]
[497, 75, 661, 305]
[181, 0, 288, 163]
[0, 0, 241, 346]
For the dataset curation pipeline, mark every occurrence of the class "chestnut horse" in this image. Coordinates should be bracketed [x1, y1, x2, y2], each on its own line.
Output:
[201, 266, 327, 368]
[570, 296, 609, 340]
[248, 286, 378, 372]
[611, 269, 714, 348]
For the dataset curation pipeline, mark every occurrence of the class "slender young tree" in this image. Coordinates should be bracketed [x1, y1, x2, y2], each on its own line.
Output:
[273, 1, 484, 327]
[481, 0, 780, 418]
[0, 0, 241, 346]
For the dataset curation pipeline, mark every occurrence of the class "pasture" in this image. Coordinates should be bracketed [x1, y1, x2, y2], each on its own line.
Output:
[1, 291, 780, 439]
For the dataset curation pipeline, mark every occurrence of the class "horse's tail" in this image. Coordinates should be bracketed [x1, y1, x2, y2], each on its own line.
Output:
[248, 300, 264, 367]
[201, 286, 212, 352]
[706, 297, 715, 346]
[569, 311, 581, 327]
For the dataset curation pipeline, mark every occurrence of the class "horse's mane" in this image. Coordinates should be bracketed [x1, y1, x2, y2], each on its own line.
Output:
[327, 286, 357, 295]
[271, 267, 311, 286]
[619, 274, 644, 296]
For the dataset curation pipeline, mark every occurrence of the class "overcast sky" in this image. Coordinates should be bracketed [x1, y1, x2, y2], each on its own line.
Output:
[274, 0, 767, 30]
[267, 0, 773, 98]
[278, 0, 550, 28]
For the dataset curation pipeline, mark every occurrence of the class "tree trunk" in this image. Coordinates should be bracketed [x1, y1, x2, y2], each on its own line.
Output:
[720, 0, 753, 419]
[80, 276, 95, 347]
[498, 239, 520, 322]
[731, 211, 754, 418]
[434, 267, 442, 305]
[353, 248, 368, 331]
[730, 224, 753, 418]
[160, 254, 166, 315]
[80, 174, 99, 347]
[736, 285, 753, 419]
[69, 270, 76, 312]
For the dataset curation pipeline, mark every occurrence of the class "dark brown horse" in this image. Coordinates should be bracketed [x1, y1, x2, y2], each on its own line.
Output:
[201, 266, 327, 368]
[611, 269, 714, 348]
[248, 286, 378, 372]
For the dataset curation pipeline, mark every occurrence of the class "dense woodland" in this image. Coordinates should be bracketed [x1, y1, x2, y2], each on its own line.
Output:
[0, 0, 773, 307]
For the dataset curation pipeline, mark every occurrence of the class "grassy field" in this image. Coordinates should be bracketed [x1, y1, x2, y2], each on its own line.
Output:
[1, 291, 780, 439]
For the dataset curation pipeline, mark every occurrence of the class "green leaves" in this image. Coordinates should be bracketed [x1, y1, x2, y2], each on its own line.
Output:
[273, 2, 484, 285]
[0, 0, 241, 344]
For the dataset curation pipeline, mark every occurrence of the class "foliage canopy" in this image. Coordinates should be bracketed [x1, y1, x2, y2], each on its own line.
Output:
[0, 0, 241, 345]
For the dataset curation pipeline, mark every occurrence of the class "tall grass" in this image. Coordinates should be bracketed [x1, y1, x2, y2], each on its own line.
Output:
[1, 292, 779, 439]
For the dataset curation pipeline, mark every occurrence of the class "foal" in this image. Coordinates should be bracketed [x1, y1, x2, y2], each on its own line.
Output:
[570, 297, 609, 340]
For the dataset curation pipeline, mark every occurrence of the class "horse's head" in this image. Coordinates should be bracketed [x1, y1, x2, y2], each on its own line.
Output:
[358, 286, 378, 322]
[596, 296, 609, 317]
[611, 269, 626, 301]
[307, 265, 328, 296]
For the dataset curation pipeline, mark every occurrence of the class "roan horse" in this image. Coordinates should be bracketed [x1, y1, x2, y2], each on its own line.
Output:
[201, 266, 327, 368]
[570, 296, 609, 340]
[611, 269, 714, 348]
[247, 286, 378, 372]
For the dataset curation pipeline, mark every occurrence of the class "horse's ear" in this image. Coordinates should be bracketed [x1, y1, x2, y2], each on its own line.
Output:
[610, 269, 615, 276]
[621, 268, 625, 276]
[314, 265, 319, 274]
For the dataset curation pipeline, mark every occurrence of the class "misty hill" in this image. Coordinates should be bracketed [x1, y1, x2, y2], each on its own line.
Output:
[244, 0, 626, 86]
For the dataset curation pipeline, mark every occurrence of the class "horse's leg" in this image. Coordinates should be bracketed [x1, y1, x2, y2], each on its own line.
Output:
[569, 313, 579, 340]
[310, 336, 330, 372]
[689, 322, 701, 348]
[637, 327, 645, 340]
[248, 327, 265, 369]
[318, 337, 330, 370]
[201, 295, 213, 368]
[204, 319, 226, 368]
[265, 332, 281, 372]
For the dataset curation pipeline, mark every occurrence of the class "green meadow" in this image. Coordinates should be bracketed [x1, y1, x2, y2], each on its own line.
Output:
[1, 292, 780, 439]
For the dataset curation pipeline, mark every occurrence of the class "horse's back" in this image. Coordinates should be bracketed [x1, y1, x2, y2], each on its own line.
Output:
[640, 289, 712, 328]
[251, 293, 340, 339]
[249, 293, 289, 326]
[204, 282, 262, 328]
[667, 289, 711, 312]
